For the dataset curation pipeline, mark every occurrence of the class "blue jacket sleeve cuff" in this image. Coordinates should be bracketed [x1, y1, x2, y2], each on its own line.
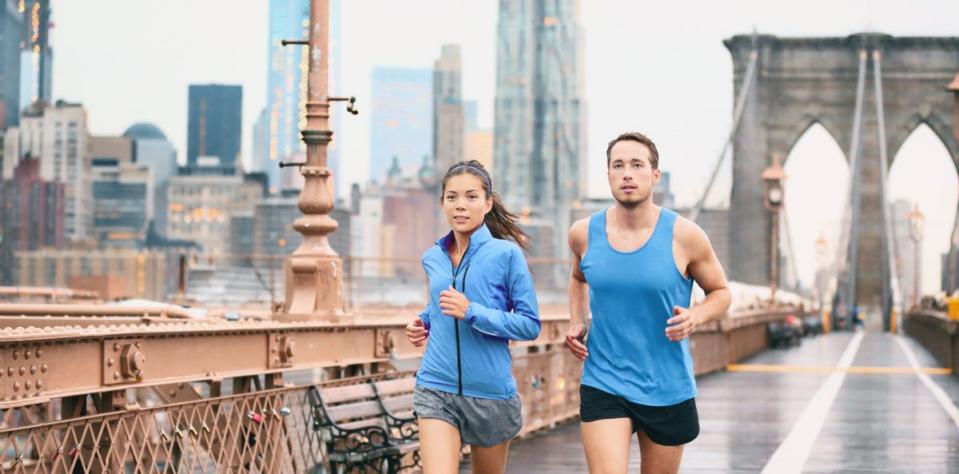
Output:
[465, 302, 479, 325]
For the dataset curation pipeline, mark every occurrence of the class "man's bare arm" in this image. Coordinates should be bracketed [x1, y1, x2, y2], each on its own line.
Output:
[666, 218, 731, 341]
[683, 219, 731, 325]
[566, 218, 590, 360]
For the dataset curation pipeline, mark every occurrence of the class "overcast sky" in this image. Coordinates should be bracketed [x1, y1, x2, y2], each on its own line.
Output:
[53, 0, 959, 292]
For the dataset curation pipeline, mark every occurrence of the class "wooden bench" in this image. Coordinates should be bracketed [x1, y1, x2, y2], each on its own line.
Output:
[307, 376, 420, 473]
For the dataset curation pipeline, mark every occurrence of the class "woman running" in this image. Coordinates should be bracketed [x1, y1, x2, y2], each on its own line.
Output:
[405, 160, 541, 474]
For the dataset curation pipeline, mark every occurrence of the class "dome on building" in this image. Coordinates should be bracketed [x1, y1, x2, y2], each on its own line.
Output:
[123, 122, 168, 141]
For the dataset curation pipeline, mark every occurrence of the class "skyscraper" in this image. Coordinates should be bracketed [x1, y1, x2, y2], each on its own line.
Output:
[186, 84, 242, 170]
[252, 107, 270, 186]
[18, 0, 52, 111]
[90, 136, 151, 248]
[370, 67, 432, 182]
[463, 100, 479, 132]
[493, 0, 586, 228]
[166, 170, 265, 256]
[256, 0, 342, 194]
[260, 0, 308, 192]
[1, 0, 23, 127]
[18, 101, 91, 242]
[892, 200, 922, 309]
[123, 122, 177, 238]
[0, 157, 64, 284]
[432, 45, 464, 174]
[654, 171, 675, 209]
[1, 126, 19, 178]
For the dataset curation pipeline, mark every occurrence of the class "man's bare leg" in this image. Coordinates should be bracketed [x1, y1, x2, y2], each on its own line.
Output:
[581, 418, 633, 474]
[637, 429, 684, 474]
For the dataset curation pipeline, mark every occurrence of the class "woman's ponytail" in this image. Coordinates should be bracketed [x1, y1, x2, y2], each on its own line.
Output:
[484, 192, 529, 250]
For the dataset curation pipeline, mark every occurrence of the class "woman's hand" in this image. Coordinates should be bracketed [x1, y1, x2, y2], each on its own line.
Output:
[406, 318, 429, 347]
[439, 286, 470, 320]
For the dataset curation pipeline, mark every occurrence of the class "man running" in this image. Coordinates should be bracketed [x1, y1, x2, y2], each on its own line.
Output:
[565, 132, 731, 473]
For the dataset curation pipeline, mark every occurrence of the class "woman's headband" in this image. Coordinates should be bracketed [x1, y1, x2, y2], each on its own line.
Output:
[448, 164, 492, 192]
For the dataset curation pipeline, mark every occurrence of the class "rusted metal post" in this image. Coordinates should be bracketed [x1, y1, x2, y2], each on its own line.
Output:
[279, 0, 345, 321]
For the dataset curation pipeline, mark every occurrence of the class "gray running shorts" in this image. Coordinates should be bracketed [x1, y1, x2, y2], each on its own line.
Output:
[413, 385, 523, 447]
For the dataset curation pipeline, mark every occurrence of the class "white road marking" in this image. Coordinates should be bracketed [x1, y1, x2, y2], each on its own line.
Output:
[761, 331, 864, 474]
[895, 336, 959, 430]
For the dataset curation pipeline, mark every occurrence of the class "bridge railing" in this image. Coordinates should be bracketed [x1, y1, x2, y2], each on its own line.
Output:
[0, 347, 582, 473]
[904, 310, 958, 372]
[0, 382, 323, 472]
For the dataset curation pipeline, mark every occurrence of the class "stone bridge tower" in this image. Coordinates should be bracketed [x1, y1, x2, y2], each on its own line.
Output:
[725, 33, 959, 313]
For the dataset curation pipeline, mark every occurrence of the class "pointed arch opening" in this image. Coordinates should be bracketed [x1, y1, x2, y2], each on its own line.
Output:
[888, 123, 959, 303]
[782, 123, 850, 299]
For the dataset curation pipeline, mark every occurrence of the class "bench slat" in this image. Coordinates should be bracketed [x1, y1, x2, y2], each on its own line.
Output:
[324, 399, 384, 424]
[321, 384, 376, 404]
[374, 378, 416, 396]
[381, 394, 414, 414]
[338, 417, 388, 432]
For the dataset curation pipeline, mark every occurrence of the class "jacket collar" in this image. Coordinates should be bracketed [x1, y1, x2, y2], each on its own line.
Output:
[436, 223, 493, 251]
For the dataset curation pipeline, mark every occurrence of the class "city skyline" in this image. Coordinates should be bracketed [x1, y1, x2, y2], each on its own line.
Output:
[53, 1, 959, 194]
[51, 0, 959, 292]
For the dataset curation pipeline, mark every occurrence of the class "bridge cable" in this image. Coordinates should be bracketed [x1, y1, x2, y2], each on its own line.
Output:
[872, 49, 903, 330]
[781, 208, 801, 291]
[689, 44, 759, 222]
[832, 49, 868, 323]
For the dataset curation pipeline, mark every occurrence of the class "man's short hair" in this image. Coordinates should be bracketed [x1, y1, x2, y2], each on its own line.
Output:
[606, 132, 659, 169]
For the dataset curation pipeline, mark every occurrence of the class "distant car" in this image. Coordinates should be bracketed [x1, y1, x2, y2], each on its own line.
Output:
[801, 314, 824, 336]
[768, 315, 802, 348]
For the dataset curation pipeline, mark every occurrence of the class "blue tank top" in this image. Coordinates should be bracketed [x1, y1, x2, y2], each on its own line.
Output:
[580, 207, 696, 406]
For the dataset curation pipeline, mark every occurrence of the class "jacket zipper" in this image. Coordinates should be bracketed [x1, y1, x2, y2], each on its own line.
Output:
[457, 263, 471, 396]
[450, 241, 471, 396]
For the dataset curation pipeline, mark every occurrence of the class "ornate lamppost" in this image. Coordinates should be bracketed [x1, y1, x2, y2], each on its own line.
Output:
[762, 154, 787, 303]
[277, 0, 357, 321]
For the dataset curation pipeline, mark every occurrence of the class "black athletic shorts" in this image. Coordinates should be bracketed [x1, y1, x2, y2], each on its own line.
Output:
[579, 384, 700, 446]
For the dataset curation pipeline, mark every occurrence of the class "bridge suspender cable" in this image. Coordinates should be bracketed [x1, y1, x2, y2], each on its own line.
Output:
[781, 209, 801, 290]
[873, 49, 903, 327]
[689, 46, 759, 223]
[837, 49, 869, 322]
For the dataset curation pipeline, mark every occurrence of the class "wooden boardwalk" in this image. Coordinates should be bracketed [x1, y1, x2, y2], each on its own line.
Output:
[459, 331, 959, 473]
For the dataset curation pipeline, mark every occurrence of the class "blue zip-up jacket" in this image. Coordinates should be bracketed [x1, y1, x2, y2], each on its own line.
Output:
[415, 224, 541, 400]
